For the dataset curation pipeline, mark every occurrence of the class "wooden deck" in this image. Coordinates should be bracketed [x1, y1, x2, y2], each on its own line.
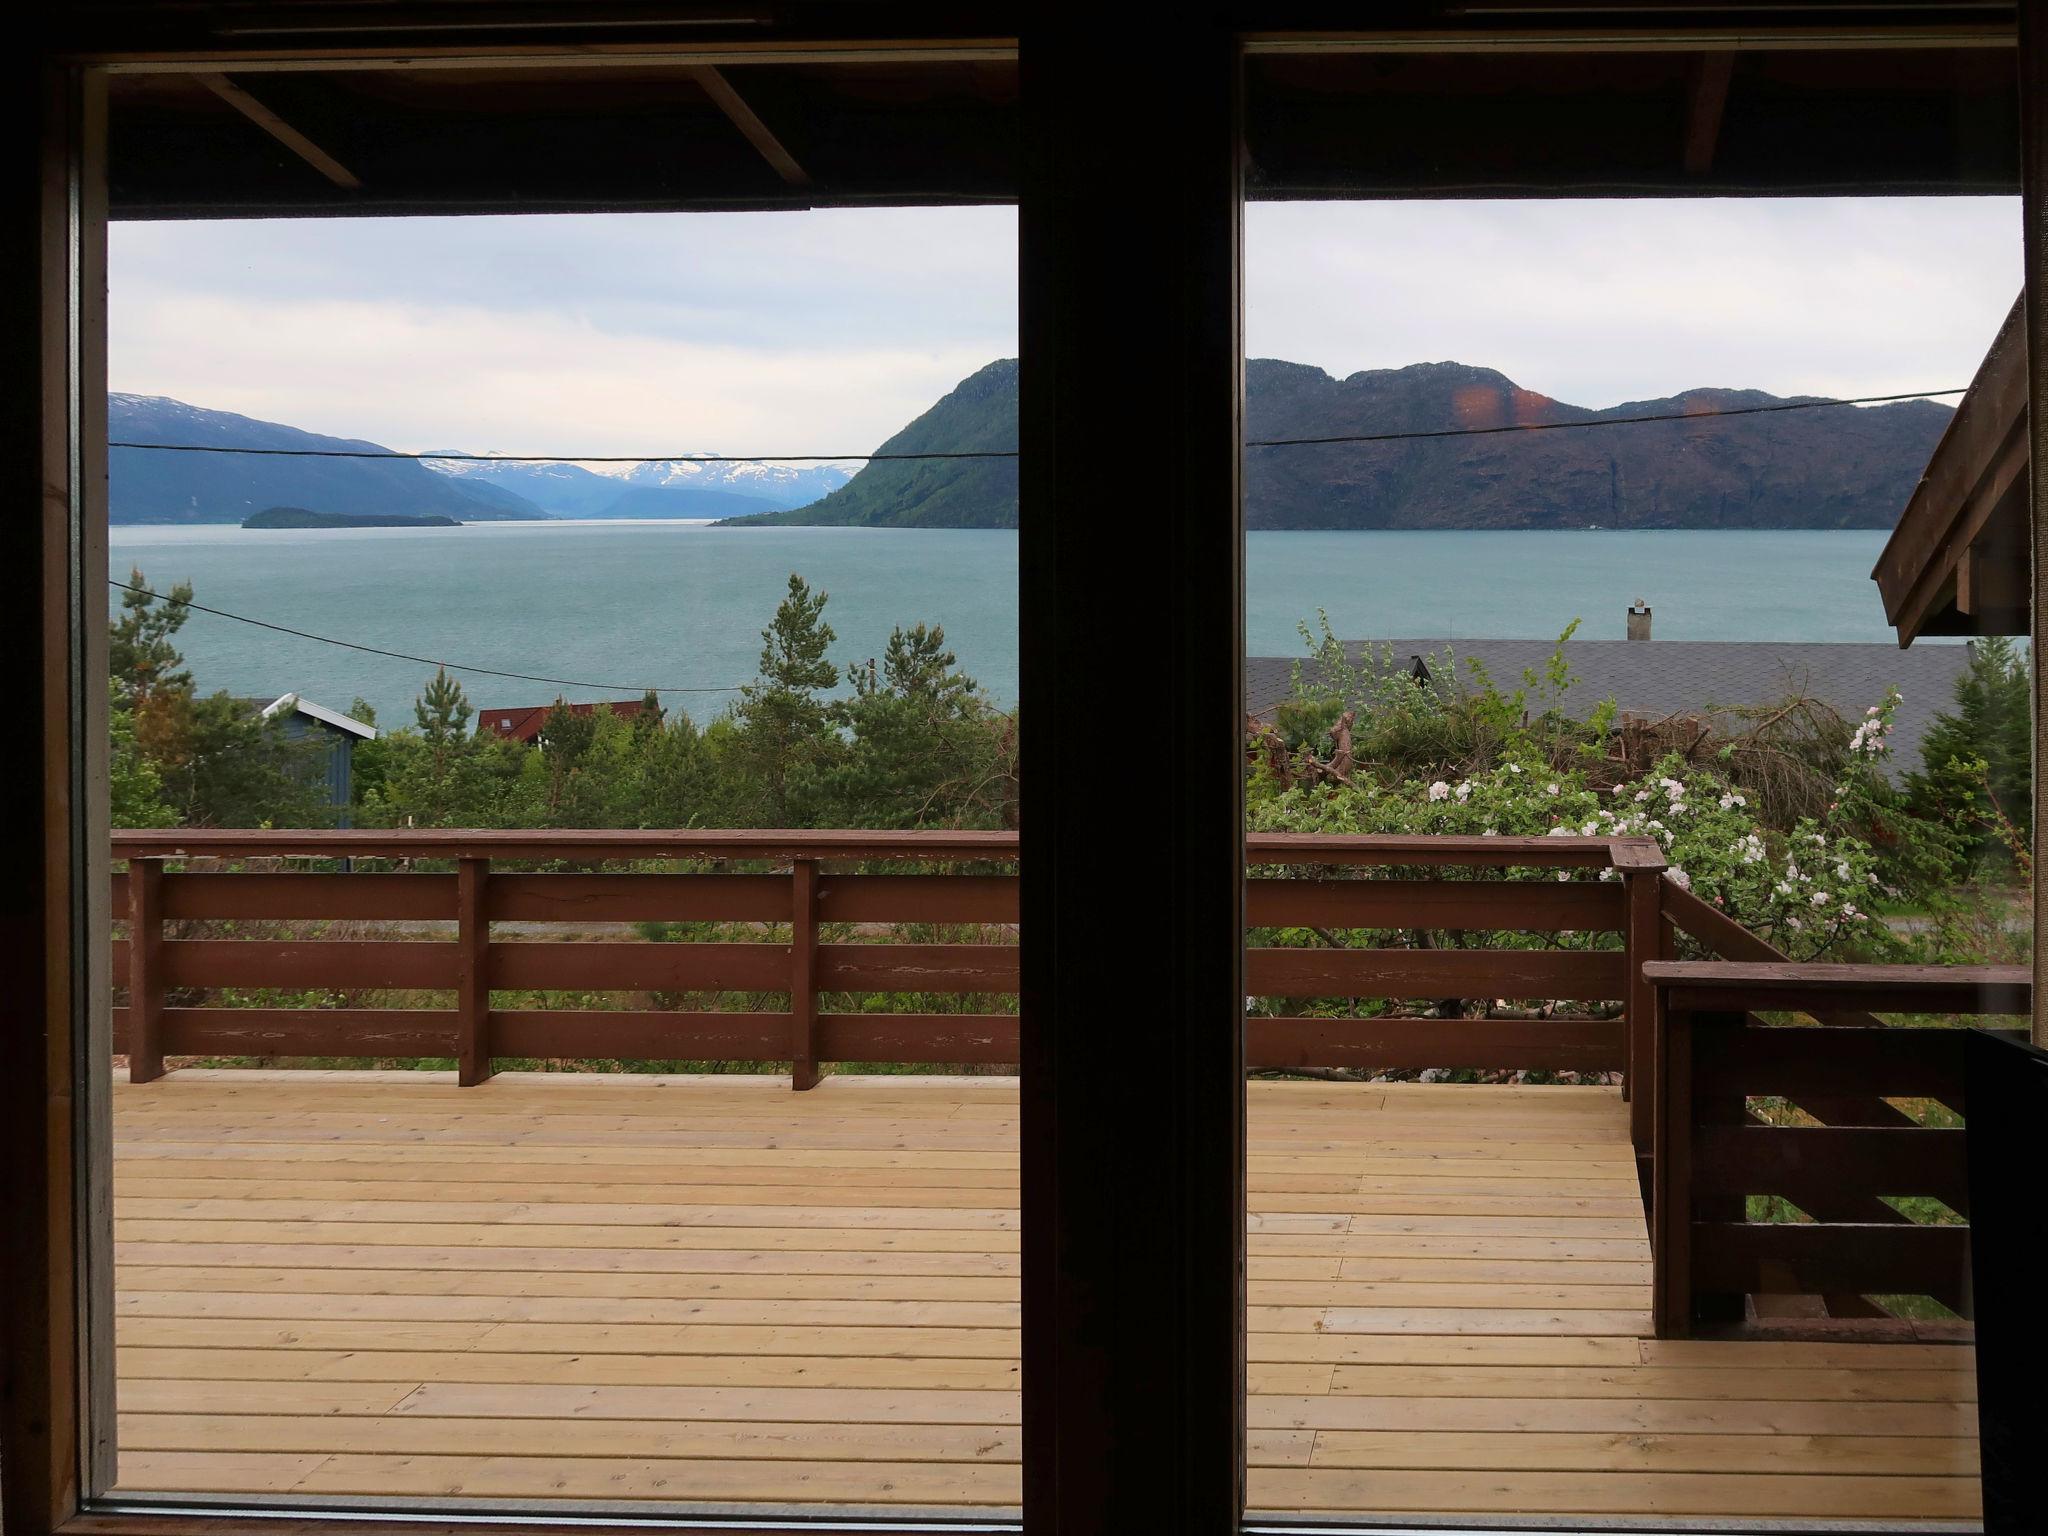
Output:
[112, 1071, 1981, 1525]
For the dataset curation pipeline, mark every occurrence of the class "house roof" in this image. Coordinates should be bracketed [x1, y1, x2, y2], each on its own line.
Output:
[478, 699, 653, 745]
[1872, 294, 2029, 647]
[1245, 639, 1975, 780]
[257, 693, 377, 740]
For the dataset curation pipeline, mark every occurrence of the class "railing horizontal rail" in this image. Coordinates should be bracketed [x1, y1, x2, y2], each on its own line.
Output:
[490, 941, 790, 992]
[1247, 1016, 1623, 1074]
[1648, 960, 2031, 1017]
[1694, 1125, 1971, 1210]
[1250, 946, 1625, 1001]
[111, 830, 1667, 1084]
[1691, 1222, 1973, 1300]
[489, 873, 792, 923]
[114, 828, 1640, 867]
[1248, 878, 1622, 931]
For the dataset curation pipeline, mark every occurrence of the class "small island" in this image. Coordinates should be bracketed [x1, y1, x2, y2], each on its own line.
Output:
[242, 506, 461, 530]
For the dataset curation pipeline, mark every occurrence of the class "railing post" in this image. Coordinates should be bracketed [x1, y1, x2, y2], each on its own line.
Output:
[1623, 869, 1663, 1157]
[1650, 985, 1692, 1338]
[456, 857, 491, 1085]
[127, 858, 164, 1084]
[791, 858, 819, 1090]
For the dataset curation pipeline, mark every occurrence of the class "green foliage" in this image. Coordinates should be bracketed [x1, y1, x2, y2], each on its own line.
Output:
[109, 691, 176, 829]
[1906, 635, 2033, 871]
[1270, 613, 1602, 785]
[110, 567, 193, 703]
[109, 570, 331, 828]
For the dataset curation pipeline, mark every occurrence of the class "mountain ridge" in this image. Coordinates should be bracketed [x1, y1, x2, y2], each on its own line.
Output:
[719, 358, 1953, 531]
[107, 395, 854, 524]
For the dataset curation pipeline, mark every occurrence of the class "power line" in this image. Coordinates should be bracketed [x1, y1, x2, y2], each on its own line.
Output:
[109, 444, 1008, 464]
[104, 386, 1966, 464]
[109, 578, 745, 697]
[1245, 388, 1966, 449]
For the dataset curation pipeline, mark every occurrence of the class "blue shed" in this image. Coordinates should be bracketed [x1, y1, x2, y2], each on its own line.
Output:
[256, 694, 377, 827]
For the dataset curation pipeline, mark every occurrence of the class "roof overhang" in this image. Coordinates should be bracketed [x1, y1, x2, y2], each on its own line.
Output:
[80, 15, 2020, 219]
[1873, 293, 2029, 647]
[263, 692, 379, 739]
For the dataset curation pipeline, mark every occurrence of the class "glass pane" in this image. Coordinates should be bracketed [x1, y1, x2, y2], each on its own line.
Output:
[1241, 40, 2022, 1528]
[104, 61, 1022, 1520]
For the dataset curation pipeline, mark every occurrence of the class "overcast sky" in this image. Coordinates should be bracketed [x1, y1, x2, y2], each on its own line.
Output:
[110, 196, 2019, 457]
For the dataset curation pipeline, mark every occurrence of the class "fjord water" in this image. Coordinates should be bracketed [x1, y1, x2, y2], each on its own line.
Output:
[111, 521, 1905, 726]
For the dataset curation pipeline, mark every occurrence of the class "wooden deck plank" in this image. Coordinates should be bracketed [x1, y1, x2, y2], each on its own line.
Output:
[110, 1071, 1979, 1521]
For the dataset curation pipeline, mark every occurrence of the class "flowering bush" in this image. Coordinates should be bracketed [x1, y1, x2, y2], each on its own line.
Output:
[1248, 706, 1912, 962]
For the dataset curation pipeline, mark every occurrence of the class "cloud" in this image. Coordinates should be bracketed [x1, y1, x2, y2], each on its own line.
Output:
[113, 196, 2019, 456]
[112, 208, 1019, 454]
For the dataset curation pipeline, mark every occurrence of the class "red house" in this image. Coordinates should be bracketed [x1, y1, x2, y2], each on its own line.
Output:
[477, 698, 655, 744]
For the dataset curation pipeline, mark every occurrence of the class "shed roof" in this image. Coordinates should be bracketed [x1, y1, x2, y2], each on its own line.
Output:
[1245, 639, 1974, 779]
[257, 693, 377, 739]
[1872, 295, 2029, 647]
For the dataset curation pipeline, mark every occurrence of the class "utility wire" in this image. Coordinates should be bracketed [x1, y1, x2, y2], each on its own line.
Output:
[1246, 388, 1966, 449]
[105, 386, 1966, 463]
[109, 578, 744, 696]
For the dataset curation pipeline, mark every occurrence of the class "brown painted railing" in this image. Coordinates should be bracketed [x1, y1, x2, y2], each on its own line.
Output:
[112, 828, 1669, 1087]
[1645, 960, 2030, 1339]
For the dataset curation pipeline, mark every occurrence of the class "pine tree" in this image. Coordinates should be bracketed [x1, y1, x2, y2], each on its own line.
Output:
[734, 575, 844, 823]
[415, 668, 473, 744]
[109, 567, 193, 704]
[1908, 635, 2033, 862]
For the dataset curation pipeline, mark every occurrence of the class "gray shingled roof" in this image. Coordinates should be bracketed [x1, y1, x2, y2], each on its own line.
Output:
[1245, 641, 1975, 781]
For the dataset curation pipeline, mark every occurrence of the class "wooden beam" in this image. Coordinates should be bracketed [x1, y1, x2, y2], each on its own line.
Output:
[1020, 14, 1244, 1534]
[684, 65, 810, 187]
[194, 72, 361, 189]
[2025, 0, 2048, 1055]
[1682, 51, 1734, 175]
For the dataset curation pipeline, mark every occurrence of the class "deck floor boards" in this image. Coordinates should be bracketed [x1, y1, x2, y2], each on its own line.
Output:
[111, 1070, 1980, 1524]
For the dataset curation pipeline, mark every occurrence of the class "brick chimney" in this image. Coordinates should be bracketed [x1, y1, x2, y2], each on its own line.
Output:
[1627, 599, 1652, 641]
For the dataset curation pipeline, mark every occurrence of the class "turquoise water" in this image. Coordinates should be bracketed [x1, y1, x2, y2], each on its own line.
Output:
[109, 522, 1910, 727]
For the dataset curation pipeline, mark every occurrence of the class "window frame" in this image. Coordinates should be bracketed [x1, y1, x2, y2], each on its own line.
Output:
[7, 7, 2046, 1536]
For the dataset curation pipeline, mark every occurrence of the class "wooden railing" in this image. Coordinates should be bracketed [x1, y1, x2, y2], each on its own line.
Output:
[111, 828, 1669, 1088]
[1644, 961, 2030, 1339]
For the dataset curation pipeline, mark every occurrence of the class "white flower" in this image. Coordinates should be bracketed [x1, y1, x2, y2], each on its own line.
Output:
[1557, 871, 1572, 882]
[1835, 863, 1852, 881]
[1427, 781, 1451, 802]
[1842, 904, 1861, 920]
[1580, 821, 1599, 835]
[1546, 825, 1571, 837]
[1669, 802, 1687, 816]
[1775, 881, 1795, 896]
[1634, 790, 1652, 803]
[1455, 781, 1472, 802]
[1810, 891, 1831, 907]
[1547, 783, 1560, 796]
[1482, 827, 1497, 837]
[1599, 868, 1618, 882]
[1866, 705, 1881, 717]
[1667, 868, 1691, 890]
[1786, 915, 1803, 931]
[1507, 763, 1523, 774]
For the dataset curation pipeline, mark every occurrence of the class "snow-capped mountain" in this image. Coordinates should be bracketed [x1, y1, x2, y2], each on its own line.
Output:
[424, 451, 854, 517]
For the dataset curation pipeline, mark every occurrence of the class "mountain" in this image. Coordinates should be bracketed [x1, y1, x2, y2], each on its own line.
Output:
[719, 359, 1020, 528]
[109, 395, 548, 524]
[420, 452, 853, 517]
[1240, 360, 1954, 531]
[718, 358, 1953, 531]
[108, 394, 854, 524]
